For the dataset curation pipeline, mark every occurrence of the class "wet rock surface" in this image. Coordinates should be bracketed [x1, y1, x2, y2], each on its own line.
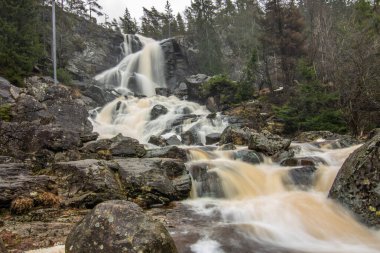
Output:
[144, 146, 188, 161]
[296, 131, 358, 147]
[66, 200, 178, 253]
[234, 150, 263, 165]
[116, 159, 191, 207]
[82, 133, 146, 159]
[248, 130, 291, 156]
[53, 160, 125, 208]
[329, 130, 380, 228]
[285, 166, 318, 190]
[150, 104, 169, 120]
[219, 126, 255, 146]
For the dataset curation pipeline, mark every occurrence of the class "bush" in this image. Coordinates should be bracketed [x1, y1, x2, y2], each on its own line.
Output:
[0, 104, 12, 122]
[57, 68, 72, 85]
[35, 192, 60, 207]
[10, 197, 34, 215]
[201, 74, 252, 105]
[274, 81, 347, 134]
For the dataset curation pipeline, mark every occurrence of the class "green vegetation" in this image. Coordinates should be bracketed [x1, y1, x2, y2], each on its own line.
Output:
[274, 61, 347, 134]
[57, 68, 72, 85]
[0, 0, 42, 86]
[201, 74, 253, 105]
[0, 104, 12, 122]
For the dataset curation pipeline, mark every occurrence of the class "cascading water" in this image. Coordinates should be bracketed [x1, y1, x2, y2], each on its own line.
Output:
[91, 34, 227, 144]
[91, 95, 227, 143]
[181, 144, 380, 253]
[94, 34, 166, 97]
[87, 33, 380, 253]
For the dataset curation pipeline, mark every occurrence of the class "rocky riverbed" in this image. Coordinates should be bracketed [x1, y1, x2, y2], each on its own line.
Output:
[0, 76, 379, 253]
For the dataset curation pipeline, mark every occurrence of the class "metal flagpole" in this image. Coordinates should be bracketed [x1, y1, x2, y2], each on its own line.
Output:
[52, 0, 57, 84]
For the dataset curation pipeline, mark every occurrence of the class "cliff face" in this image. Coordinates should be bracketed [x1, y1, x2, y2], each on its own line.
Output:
[40, 7, 124, 83]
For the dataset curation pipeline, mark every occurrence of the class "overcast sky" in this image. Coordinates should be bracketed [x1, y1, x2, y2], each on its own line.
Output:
[98, 0, 192, 23]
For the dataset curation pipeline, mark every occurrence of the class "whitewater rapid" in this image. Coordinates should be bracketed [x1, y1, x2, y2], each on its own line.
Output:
[184, 144, 380, 253]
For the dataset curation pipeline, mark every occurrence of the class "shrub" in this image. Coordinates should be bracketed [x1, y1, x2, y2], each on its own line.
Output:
[10, 197, 34, 214]
[35, 192, 60, 207]
[201, 75, 252, 105]
[57, 68, 72, 85]
[274, 81, 347, 134]
[0, 104, 12, 122]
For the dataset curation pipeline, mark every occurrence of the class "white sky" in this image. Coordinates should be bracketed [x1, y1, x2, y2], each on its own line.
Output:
[98, 0, 192, 23]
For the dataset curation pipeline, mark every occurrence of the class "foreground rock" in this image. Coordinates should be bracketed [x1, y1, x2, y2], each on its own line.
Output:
[0, 163, 57, 209]
[53, 160, 125, 208]
[65, 200, 178, 253]
[329, 130, 380, 228]
[117, 159, 191, 207]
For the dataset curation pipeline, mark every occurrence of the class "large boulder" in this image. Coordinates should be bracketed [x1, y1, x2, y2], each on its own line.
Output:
[53, 160, 124, 208]
[144, 146, 188, 161]
[0, 77, 20, 105]
[184, 74, 210, 102]
[329, 131, 380, 228]
[81, 85, 118, 107]
[234, 150, 263, 165]
[82, 134, 146, 158]
[116, 158, 191, 207]
[219, 126, 256, 146]
[248, 131, 291, 156]
[65, 200, 178, 253]
[150, 104, 169, 120]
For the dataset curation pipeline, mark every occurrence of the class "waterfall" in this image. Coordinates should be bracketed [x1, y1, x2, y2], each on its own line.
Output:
[95, 34, 166, 97]
[91, 34, 228, 144]
[183, 144, 380, 253]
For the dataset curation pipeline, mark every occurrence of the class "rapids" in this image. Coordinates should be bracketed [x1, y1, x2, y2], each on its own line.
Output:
[89, 34, 380, 253]
[183, 144, 380, 253]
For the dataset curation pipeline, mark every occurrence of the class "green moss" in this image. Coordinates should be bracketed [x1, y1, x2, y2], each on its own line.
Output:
[0, 104, 12, 121]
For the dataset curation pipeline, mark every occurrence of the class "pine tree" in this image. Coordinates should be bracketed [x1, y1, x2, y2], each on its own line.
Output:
[261, 0, 305, 88]
[186, 0, 223, 74]
[0, 0, 42, 85]
[163, 0, 174, 37]
[176, 13, 186, 35]
[86, 0, 103, 20]
[120, 7, 138, 34]
[141, 7, 164, 39]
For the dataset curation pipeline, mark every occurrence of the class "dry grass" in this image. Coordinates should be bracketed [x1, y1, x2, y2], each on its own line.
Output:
[71, 87, 82, 99]
[10, 197, 34, 214]
[35, 192, 60, 207]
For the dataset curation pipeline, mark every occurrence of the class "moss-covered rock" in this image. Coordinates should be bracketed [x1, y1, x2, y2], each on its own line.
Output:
[65, 200, 178, 253]
[329, 129, 380, 228]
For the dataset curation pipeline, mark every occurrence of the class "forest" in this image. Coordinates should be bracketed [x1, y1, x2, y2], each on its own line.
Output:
[0, 0, 379, 136]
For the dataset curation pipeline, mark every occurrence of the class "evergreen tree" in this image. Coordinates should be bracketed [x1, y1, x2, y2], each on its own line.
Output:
[163, 0, 174, 37]
[86, 0, 103, 20]
[186, 0, 223, 74]
[0, 0, 42, 85]
[120, 7, 138, 34]
[260, 0, 305, 88]
[141, 7, 164, 39]
[176, 13, 186, 35]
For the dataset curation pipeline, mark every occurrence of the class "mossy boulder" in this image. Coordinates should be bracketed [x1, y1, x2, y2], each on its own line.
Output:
[329, 129, 380, 228]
